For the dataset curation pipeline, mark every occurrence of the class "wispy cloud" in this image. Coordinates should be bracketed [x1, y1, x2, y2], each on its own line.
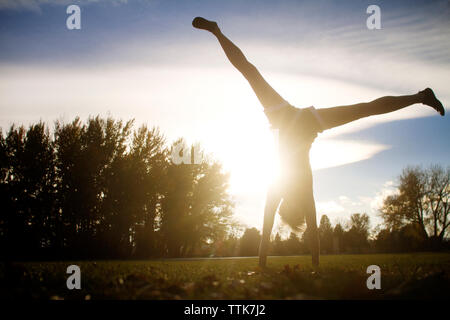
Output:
[316, 180, 400, 229]
[367, 180, 399, 213]
[0, 0, 128, 13]
[311, 139, 390, 170]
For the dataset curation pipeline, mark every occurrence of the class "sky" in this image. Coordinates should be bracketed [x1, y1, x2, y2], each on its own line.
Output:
[1, 0, 449, 237]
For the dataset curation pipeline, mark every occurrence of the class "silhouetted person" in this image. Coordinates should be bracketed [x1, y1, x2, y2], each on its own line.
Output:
[192, 17, 446, 268]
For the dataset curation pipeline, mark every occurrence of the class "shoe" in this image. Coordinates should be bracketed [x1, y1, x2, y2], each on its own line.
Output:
[419, 88, 445, 116]
[192, 17, 218, 33]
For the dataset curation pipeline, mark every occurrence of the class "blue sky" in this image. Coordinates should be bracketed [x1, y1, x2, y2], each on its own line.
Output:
[1, 0, 449, 236]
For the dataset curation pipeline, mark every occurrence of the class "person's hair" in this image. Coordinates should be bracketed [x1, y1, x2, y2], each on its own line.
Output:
[278, 195, 307, 232]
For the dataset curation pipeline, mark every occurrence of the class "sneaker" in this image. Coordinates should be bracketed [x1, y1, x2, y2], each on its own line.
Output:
[419, 88, 445, 116]
[192, 17, 219, 33]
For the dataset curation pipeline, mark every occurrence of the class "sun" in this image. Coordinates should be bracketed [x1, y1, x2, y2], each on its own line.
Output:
[200, 106, 280, 196]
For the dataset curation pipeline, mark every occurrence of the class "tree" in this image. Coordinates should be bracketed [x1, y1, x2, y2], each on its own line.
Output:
[300, 227, 314, 254]
[374, 223, 427, 253]
[0, 123, 56, 259]
[239, 228, 261, 256]
[54, 117, 134, 257]
[333, 223, 344, 254]
[380, 165, 450, 247]
[285, 232, 301, 255]
[160, 139, 234, 257]
[213, 234, 240, 257]
[131, 126, 167, 258]
[271, 232, 285, 255]
[344, 213, 370, 253]
[319, 215, 333, 254]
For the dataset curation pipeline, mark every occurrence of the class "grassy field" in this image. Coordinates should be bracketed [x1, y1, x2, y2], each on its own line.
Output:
[1, 252, 450, 300]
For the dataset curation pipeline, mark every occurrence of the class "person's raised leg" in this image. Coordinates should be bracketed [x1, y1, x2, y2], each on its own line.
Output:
[192, 17, 287, 109]
[316, 89, 445, 131]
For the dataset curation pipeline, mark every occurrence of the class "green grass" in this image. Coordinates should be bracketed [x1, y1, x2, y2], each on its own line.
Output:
[2, 253, 450, 300]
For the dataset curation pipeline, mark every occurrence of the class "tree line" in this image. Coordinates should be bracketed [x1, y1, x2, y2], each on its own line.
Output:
[225, 164, 450, 257]
[0, 116, 234, 260]
[1, 116, 449, 260]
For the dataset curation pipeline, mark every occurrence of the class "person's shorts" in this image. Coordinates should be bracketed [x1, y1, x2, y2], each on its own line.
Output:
[263, 100, 327, 141]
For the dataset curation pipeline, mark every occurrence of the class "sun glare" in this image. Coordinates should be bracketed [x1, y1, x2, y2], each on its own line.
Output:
[194, 79, 392, 228]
